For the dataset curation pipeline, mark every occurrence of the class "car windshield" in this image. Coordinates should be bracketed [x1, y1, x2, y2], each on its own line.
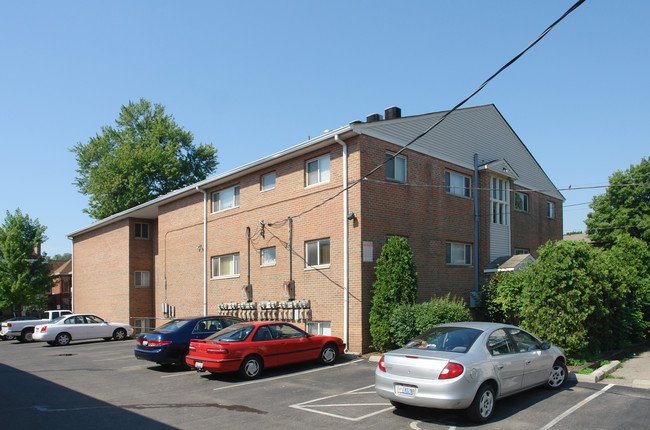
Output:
[404, 327, 482, 353]
[206, 323, 254, 342]
[155, 319, 191, 332]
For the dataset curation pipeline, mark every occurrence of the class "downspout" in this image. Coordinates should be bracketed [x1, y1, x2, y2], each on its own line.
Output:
[473, 154, 479, 297]
[69, 237, 74, 312]
[196, 186, 208, 316]
[334, 134, 349, 352]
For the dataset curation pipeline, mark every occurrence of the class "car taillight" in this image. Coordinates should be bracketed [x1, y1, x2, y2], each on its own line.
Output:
[378, 355, 386, 372]
[7, 323, 11, 328]
[40, 326, 47, 332]
[439, 362, 464, 379]
[207, 347, 228, 354]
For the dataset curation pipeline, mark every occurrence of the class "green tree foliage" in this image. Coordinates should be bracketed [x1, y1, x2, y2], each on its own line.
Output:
[0, 209, 53, 311]
[482, 239, 650, 358]
[51, 253, 71, 261]
[586, 157, 650, 246]
[390, 295, 471, 347]
[369, 237, 418, 351]
[72, 98, 219, 220]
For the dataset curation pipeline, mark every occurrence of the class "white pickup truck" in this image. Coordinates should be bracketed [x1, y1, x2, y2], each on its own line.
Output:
[1, 310, 72, 342]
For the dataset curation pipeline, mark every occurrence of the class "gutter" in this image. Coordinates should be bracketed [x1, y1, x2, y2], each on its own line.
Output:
[334, 134, 349, 353]
[196, 186, 208, 316]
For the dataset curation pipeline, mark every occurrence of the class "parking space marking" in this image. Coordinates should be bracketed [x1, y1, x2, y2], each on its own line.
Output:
[161, 371, 197, 378]
[289, 384, 393, 422]
[212, 358, 363, 390]
[539, 384, 614, 430]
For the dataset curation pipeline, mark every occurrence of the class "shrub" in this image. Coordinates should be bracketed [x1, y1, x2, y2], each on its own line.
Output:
[390, 295, 472, 347]
[369, 237, 418, 351]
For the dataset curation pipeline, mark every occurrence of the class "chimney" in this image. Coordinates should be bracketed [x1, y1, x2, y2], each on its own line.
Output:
[366, 113, 383, 123]
[385, 106, 401, 120]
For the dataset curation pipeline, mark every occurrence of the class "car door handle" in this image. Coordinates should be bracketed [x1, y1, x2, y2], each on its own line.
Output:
[525, 360, 532, 365]
[497, 365, 504, 370]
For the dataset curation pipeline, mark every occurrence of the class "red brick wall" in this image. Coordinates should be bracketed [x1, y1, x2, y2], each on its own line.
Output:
[129, 219, 156, 319]
[511, 186, 563, 257]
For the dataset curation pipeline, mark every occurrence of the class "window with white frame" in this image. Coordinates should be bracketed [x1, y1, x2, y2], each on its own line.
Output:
[446, 242, 472, 266]
[445, 171, 471, 198]
[261, 172, 276, 191]
[305, 154, 330, 187]
[135, 271, 150, 287]
[514, 192, 529, 212]
[211, 253, 240, 278]
[514, 248, 530, 255]
[491, 176, 509, 225]
[386, 152, 407, 182]
[135, 222, 149, 239]
[547, 202, 555, 219]
[307, 321, 331, 336]
[305, 238, 330, 267]
[261, 247, 276, 266]
[212, 185, 240, 213]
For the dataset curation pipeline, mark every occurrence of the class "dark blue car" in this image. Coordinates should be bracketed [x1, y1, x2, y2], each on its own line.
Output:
[134, 316, 243, 367]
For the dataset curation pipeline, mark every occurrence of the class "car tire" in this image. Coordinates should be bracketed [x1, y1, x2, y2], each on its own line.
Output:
[467, 383, 496, 423]
[4, 335, 15, 341]
[545, 360, 568, 390]
[19, 328, 34, 343]
[55, 332, 71, 346]
[318, 342, 339, 365]
[238, 355, 262, 380]
[113, 328, 127, 341]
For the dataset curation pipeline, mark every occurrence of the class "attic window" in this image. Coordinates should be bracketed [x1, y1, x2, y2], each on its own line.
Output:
[135, 223, 149, 239]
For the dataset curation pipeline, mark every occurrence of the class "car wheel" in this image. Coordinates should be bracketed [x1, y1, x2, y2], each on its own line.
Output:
[318, 342, 338, 365]
[55, 332, 71, 346]
[467, 383, 496, 423]
[5, 335, 15, 341]
[113, 328, 127, 341]
[19, 328, 34, 343]
[238, 355, 262, 380]
[546, 360, 568, 390]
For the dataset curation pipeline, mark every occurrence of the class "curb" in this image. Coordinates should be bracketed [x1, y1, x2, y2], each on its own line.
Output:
[574, 360, 620, 383]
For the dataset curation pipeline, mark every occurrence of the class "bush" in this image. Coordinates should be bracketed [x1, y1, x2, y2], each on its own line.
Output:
[390, 295, 472, 347]
[369, 237, 418, 351]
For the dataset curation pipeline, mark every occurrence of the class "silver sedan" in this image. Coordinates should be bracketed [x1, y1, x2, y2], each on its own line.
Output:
[375, 321, 567, 422]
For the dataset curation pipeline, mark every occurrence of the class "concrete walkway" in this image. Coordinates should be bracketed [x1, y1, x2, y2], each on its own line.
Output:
[599, 349, 650, 389]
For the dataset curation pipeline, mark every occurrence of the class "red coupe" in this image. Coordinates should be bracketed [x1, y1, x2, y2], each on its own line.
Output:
[186, 321, 346, 379]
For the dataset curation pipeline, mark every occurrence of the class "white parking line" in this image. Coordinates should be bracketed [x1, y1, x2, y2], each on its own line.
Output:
[212, 359, 363, 390]
[539, 384, 614, 430]
[290, 384, 393, 422]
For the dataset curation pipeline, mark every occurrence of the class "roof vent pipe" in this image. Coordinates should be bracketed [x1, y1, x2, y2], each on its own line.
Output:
[385, 106, 401, 120]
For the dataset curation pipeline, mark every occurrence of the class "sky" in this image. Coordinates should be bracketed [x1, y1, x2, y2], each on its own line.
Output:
[1, 1, 648, 257]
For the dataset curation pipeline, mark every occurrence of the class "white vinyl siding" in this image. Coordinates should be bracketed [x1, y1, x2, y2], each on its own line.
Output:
[490, 175, 511, 261]
[305, 154, 330, 187]
[212, 185, 240, 213]
[211, 253, 240, 278]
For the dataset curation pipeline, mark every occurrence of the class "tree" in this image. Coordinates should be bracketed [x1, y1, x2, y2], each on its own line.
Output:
[71, 98, 219, 220]
[586, 157, 650, 246]
[51, 253, 71, 261]
[369, 236, 418, 351]
[0, 209, 53, 312]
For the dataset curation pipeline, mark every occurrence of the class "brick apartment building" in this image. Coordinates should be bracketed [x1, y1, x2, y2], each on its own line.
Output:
[68, 104, 563, 353]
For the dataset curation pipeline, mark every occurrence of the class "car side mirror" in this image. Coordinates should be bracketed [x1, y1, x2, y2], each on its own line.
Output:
[541, 342, 550, 350]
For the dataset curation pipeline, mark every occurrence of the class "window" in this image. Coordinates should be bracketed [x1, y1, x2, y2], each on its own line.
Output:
[487, 329, 515, 355]
[547, 202, 555, 219]
[133, 319, 151, 335]
[491, 176, 509, 225]
[307, 321, 332, 336]
[386, 152, 407, 182]
[135, 223, 149, 239]
[507, 328, 541, 352]
[306, 238, 330, 267]
[514, 248, 530, 255]
[135, 271, 150, 287]
[261, 172, 276, 191]
[445, 171, 471, 198]
[211, 253, 240, 278]
[261, 247, 276, 266]
[305, 154, 330, 186]
[446, 242, 472, 266]
[514, 192, 528, 212]
[212, 185, 240, 213]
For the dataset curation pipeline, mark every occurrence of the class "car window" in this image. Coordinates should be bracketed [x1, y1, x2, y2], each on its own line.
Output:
[224, 318, 241, 327]
[207, 323, 254, 342]
[51, 316, 68, 324]
[269, 324, 307, 339]
[156, 319, 190, 332]
[86, 315, 105, 324]
[252, 326, 273, 341]
[508, 328, 541, 352]
[65, 316, 85, 325]
[487, 329, 516, 355]
[404, 327, 481, 353]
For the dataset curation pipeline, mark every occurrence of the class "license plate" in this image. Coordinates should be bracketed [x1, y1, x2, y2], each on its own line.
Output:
[195, 361, 203, 370]
[395, 384, 417, 397]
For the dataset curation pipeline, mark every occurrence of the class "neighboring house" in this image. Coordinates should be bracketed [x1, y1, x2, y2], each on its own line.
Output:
[48, 260, 72, 311]
[67, 104, 563, 353]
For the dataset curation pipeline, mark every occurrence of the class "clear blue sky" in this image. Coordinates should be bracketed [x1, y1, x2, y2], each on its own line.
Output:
[1, 1, 648, 256]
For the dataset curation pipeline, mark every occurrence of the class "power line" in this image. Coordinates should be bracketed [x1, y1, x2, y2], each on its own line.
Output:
[280, 0, 588, 223]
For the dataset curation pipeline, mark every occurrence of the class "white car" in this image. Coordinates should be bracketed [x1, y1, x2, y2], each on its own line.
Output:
[33, 314, 134, 346]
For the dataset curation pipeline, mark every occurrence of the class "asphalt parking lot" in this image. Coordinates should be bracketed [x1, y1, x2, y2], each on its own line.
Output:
[2, 338, 650, 429]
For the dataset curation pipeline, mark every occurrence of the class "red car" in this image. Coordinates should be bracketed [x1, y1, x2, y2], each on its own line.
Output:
[186, 321, 346, 379]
